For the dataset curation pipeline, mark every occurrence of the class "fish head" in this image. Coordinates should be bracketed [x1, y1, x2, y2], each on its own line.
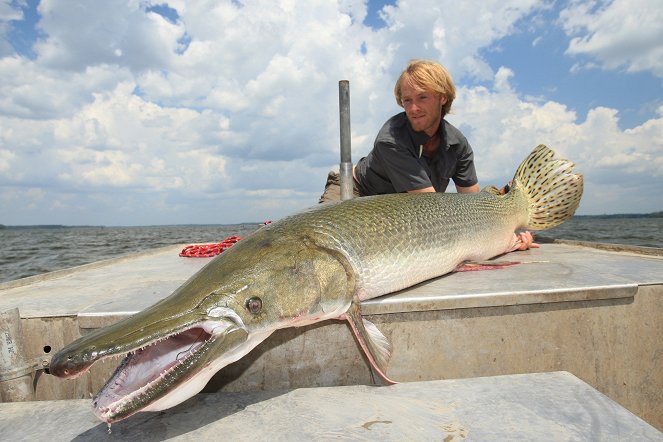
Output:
[48, 228, 352, 423]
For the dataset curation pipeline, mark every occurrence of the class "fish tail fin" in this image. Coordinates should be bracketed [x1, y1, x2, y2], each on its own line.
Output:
[513, 144, 584, 230]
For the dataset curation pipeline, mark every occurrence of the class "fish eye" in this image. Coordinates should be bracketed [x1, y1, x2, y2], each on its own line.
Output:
[245, 297, 262, 315]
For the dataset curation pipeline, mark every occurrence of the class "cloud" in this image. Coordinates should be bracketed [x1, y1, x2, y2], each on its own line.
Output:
[378, 0, 542, 81]
[0, 56, 132, 119]
[34, 0, 185, 71]
[0, 0, 661, 225]
[560, 0, 663, 77]
[454, 69, 663, 214]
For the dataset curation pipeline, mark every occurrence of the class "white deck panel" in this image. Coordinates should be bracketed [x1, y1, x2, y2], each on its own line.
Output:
[0, 371, 661, 441]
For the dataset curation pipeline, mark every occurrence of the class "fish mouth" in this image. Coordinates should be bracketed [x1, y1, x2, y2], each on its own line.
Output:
[92, 319, 248, 423]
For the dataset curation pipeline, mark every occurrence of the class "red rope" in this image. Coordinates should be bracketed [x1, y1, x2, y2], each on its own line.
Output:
[179, 235, 242, 258]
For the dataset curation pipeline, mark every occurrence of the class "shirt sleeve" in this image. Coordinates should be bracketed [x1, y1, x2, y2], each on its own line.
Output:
[451, 138, 478, 188]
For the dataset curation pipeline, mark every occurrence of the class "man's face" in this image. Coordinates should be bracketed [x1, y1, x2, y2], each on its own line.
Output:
[400, 81, 446, 136]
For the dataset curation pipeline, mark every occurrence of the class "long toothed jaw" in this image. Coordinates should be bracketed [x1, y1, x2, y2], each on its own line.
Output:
[92, 319, 247, 423]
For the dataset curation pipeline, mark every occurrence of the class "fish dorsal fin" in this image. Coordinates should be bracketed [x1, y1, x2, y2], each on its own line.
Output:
[343, 301, 396, 384]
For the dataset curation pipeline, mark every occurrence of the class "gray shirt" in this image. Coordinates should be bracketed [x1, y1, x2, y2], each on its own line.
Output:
[354, 112, 478, 195]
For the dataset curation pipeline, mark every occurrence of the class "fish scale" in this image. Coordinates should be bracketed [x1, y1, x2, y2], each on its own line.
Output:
[272, 191, 526, 299]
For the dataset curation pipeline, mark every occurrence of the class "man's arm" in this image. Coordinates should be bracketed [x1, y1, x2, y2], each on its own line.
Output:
[407, 183, 481, 193]
[407, 186, 436, 193]
[455, 183, 481, 193]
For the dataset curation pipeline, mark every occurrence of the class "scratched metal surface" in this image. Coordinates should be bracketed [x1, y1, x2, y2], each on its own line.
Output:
[0, 371, 660, 441]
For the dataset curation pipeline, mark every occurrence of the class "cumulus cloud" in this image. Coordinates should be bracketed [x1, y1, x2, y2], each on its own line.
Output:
[378, 0, 541, 81]
[454, 68, 663, 214]
[34, 0, 185, 71]
[0, 0, 661, 225]
[560, 0, 663, 77]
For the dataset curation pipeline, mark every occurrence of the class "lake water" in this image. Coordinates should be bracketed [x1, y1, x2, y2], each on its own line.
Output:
[0, 224, 261, 283]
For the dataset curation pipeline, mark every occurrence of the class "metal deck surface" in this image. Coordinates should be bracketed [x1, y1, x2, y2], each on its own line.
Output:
[1, 243, 661, 325]
[0, 371, 660, 441]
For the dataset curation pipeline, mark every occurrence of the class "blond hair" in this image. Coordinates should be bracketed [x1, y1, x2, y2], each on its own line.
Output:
[394, 59, 456, 116]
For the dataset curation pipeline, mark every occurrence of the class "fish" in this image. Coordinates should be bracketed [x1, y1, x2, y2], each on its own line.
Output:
[49, 144, 583, 423]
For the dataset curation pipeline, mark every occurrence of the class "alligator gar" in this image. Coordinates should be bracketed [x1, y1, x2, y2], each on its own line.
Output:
[49, 144, 583, 423]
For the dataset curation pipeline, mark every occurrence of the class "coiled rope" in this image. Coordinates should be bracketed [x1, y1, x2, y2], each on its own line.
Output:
[179, 235, 242, 258]
[179, 221, 272, 258]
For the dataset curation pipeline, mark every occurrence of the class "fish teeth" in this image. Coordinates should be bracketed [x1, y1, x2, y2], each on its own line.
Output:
[94, 329, 212, 421]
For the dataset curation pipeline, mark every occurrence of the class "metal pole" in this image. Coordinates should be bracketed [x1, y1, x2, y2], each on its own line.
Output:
[338, 80, 353, 200]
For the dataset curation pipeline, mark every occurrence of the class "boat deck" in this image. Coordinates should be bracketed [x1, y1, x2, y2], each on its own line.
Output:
[1, 241, 662, 435]
[1, 371, 660, 441]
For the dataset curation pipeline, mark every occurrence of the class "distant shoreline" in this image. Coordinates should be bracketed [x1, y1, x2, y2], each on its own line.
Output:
[0, 222, 263, 230]
[574, 212, 663, 219]
[1, 212, 661, 229]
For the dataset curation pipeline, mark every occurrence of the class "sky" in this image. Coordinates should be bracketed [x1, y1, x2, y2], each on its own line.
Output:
[0, 0, 661, 226]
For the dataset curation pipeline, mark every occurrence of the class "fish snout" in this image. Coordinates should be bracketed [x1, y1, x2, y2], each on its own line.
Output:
[49, 348, 96, 378]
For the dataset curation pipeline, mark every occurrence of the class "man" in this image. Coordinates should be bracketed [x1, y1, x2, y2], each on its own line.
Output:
[319, 59, 535, 249]
[319, 59, 479, 202]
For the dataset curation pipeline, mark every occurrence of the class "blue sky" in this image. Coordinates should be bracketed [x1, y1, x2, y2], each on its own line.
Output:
[0, 0, 662, 226]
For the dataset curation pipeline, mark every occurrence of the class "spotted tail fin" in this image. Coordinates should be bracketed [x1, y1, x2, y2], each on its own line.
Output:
[513, 144, 583, 230]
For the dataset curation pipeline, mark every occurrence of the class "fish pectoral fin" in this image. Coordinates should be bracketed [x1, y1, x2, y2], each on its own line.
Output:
[454, 260, 521, 272]
[342, 301, 396, 385]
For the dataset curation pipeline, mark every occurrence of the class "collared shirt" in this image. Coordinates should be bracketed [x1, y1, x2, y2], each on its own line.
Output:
[354, 112, 478, 195]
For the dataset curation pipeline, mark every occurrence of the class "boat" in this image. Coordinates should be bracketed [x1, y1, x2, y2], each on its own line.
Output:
[1, 238, 661, 439]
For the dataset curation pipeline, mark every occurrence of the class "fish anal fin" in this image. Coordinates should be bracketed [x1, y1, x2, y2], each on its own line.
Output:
[454, 260, 521, 272]
[341, 302, 397, 385]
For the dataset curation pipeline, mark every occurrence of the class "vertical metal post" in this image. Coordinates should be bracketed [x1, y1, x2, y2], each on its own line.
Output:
[338, 80, 353, 200]
[0, 308, 35, 401]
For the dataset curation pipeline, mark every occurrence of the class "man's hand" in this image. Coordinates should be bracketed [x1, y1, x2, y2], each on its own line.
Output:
[513, 231, 539, 251]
